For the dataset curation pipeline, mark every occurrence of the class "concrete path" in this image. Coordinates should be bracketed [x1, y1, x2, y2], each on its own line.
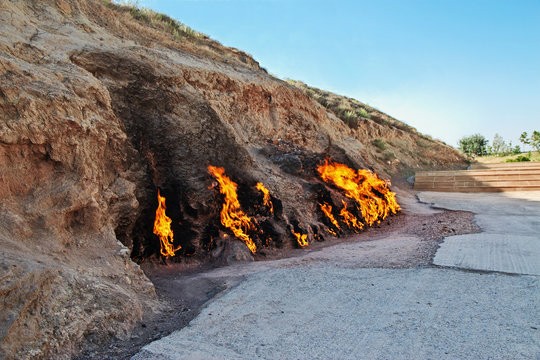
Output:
[133, 192, 540, 360]
[134, 268, 538, 360]
[418, 191, 540, 275]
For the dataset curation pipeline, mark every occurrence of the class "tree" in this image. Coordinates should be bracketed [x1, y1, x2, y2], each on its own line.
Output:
[531, 131, 540, 151]
[458, 134, 488, 157]
[519, 130, 540, 152]
[519, 131, 530, 146]
[491, 133, 508, 156]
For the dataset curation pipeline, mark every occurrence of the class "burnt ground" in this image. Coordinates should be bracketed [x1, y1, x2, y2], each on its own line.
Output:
[76, 193, 481, 360]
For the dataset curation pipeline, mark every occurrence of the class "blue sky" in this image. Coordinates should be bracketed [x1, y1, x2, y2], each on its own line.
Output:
[138, 0, 539, 149]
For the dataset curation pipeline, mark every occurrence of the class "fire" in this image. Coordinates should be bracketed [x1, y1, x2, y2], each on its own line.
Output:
[317, 159, 400, 226]
[319, 202, 340, 230]
[339, 200, 364, 231]
[256, 182, 274, 214]
[326, 228, 337, 236]
[153, 189, 181, 257]
[291, 229, 309, 247]
[208, 165, 257, 254]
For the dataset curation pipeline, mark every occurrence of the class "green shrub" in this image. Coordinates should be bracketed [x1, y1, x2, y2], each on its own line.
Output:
[371, 138, 387, 151]
[337, 110, 356, 128]
[340, 110, 357, 127]
[506, 155, 531, 162]
[458, 134, 488, 157]
[356, 108, 370, 119]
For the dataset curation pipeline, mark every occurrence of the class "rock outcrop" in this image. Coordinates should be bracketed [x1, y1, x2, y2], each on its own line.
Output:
[0, 0, 467, 358]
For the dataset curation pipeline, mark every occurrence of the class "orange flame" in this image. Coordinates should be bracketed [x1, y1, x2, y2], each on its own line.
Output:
[317, 159, 400, 226]
[319, 202, 340, 230]
[326, 228, 337, 236]
[291, 228, 309, 247]
[153, 190, 181, 257]
[339, 200, 364, 231]
[256, 182, 274, 214]
[208, 165, 257, 254]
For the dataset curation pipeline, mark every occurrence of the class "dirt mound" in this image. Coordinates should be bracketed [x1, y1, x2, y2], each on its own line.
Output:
[0, 0, 468, 358]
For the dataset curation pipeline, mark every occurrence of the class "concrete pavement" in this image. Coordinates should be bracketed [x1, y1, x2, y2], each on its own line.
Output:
[133, 192, 540, 360]
[134, 267, 538, 360]
[418, 191, 540, 275]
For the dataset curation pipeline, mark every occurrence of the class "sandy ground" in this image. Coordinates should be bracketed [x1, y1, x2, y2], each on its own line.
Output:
[76, 189, 481, 359]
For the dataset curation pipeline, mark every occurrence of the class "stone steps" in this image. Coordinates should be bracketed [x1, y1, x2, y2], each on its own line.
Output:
[468, 162, 540, 170]
[414, 162, 540, 192]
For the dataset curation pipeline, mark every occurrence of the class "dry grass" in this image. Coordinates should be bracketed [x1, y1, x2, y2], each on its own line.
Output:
[287, 80, 373, 129]
[95, 0, 260, 69]
[103, 0, 206, 40]
[286, 79, 468, 175]
[287, 80, 437, 141]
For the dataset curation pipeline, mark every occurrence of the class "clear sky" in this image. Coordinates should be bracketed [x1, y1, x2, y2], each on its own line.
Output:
[138, 0, 539, 149]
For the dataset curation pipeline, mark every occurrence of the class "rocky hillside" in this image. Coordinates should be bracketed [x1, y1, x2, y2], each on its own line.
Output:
[288, 80, 465, 176]
[0, 0, 467, 358]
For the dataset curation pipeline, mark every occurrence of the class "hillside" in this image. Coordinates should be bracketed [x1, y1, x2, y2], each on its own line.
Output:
[288, 80, 466, 176]
[0, 0, 467, 358]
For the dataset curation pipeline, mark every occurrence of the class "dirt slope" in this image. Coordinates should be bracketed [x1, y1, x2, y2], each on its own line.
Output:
[0, 0, 467, 358]
[288, 80, 466, 176]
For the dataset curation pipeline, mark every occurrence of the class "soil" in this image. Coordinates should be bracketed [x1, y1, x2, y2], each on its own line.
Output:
[76, 191, 481, 360]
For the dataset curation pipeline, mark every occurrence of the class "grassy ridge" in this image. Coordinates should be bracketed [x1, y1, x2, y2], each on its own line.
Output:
[103, 0, 206, 40]
[476, 151, 540, 164]
[100, 0, 260, 69]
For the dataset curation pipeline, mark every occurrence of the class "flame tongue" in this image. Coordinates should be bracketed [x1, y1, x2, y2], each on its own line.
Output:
[317, 159, 400, 227]
[153, 189, 180, 257]
[208, 165, 257, 254]
[339, 200, 364, 231]
[319, 202, 340, 230]
[291, 228, 308, 247]
[256, 182, 274, 214]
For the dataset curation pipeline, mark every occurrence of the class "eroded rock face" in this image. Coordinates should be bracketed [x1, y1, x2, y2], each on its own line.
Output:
[0, 0, 467, 358]
[0, 1, 158, 358]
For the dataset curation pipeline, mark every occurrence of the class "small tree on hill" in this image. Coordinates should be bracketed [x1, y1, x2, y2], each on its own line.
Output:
[458, 134, 488, 157]
[528, 131, 540, 152]
[519, 131, 529, 147]
[491, 133, 509, 156]
[519, 130, 540, 152]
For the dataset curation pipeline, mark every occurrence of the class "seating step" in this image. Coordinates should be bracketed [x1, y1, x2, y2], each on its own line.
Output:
[414, 162, 540, 192]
